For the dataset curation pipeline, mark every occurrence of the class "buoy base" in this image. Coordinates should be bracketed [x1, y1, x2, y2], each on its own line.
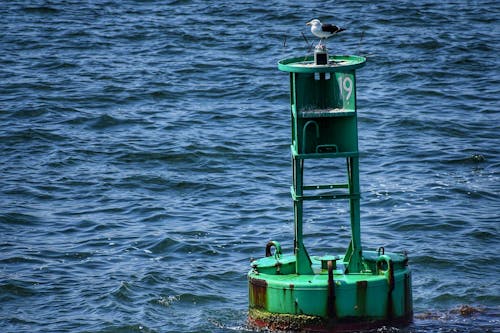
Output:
[248, 251, 413, 332]
[248, 308, 412, 332]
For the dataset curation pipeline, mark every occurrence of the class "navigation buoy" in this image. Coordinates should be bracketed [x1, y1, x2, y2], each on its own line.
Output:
[248, 51, 413, 332]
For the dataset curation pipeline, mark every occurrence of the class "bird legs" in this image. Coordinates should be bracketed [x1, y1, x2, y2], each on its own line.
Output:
[315, 38, 327, 51]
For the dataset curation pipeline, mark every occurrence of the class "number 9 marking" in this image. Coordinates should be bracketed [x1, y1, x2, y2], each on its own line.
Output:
[337, 76, 353, 101]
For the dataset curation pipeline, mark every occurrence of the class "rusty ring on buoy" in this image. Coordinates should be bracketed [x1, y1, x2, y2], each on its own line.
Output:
[377, 255, 395, 291]
[377, 246, 385, 256]
[265, 240, 282, 258]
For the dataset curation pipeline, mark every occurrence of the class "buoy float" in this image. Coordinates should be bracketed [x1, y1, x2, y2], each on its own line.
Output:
[248, 50, 413, 332]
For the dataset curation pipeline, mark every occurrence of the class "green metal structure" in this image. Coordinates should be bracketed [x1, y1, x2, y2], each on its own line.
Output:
[248, 55, 413, 331]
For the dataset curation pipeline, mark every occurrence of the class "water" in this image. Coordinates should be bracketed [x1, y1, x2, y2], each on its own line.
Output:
[1, 1, 499, 332]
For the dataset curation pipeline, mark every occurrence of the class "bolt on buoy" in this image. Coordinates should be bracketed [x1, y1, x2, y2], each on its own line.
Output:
[314, 44, 328, 65]
[248, 54, 413, 332]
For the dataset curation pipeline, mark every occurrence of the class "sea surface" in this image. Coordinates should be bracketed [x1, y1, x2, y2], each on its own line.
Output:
[1, 1, 499, 332]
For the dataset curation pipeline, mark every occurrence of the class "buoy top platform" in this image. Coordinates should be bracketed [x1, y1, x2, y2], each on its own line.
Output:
[278, 55, 366, 72]
[248, 51, 413, 332]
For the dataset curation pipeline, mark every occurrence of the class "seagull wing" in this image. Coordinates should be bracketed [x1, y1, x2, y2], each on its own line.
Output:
[321, 24, 346, 34]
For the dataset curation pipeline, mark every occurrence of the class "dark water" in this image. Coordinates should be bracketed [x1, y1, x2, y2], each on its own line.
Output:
[1, 0, 499, 332]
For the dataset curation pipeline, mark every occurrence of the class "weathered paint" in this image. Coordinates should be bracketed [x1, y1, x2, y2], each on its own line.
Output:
[356, 280, 367, 317]
[249, 252, 412, 322]
[327, 260, 336, 319]
[248, 54, 413, 331]
[249, 277, 267, 310]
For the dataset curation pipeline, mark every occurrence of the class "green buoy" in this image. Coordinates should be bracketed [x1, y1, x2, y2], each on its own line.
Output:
[248, 53, 413, 331]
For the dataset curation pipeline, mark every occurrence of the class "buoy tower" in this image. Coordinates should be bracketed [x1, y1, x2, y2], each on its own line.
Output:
[248, 52, 413, 331]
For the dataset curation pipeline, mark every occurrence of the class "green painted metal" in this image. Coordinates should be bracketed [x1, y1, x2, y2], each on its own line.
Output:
[285, 55, 364, 274]
[278, 55, 367, 73]
[249, 251, 411, 316]
[248, 55, 413, 331]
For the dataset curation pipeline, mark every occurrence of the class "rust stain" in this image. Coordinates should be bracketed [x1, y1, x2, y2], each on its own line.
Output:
[386, 259, 395, 319]
[404, 272, 413, 320]
[356, 280, 367, 316]
[274, 261, 281, 274]
[388, 260, 395, 291]
[327, 260, 336, 319]
[249, 277, 267, 310]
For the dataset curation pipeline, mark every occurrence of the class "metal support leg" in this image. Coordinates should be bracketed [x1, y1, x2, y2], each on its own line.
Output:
[345, 157, 363, 273]
[293, 157, 313, 275]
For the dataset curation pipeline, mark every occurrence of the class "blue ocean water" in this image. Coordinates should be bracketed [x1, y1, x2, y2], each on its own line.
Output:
[1, 0, 499, 332]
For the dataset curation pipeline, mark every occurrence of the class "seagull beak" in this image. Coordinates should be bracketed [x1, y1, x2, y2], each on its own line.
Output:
[306, 21, 312, 26]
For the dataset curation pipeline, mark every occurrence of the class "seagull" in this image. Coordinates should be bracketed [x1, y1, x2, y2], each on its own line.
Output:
[306, 19, 346, 47]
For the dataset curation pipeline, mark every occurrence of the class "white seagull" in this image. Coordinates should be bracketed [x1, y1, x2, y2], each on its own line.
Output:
[306, 19, 346, 46]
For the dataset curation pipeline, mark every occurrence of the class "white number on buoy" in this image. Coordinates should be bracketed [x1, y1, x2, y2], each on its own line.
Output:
[337, 76, 353, 102]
